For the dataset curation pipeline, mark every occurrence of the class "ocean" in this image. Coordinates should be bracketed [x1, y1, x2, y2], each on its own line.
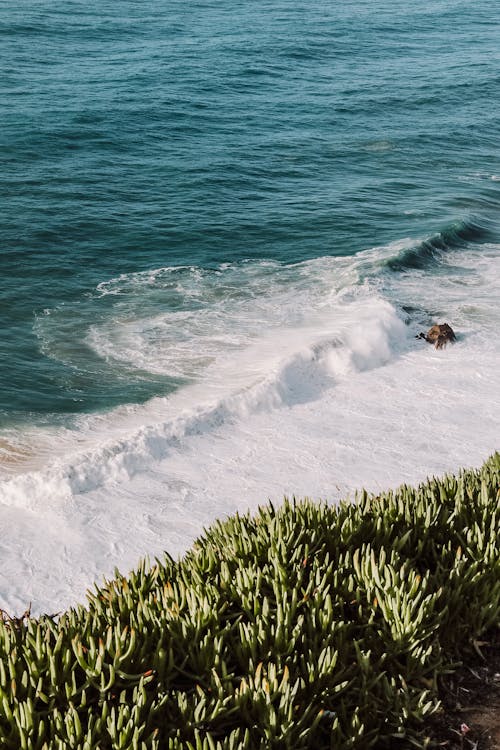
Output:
[1, 0, 499, 614]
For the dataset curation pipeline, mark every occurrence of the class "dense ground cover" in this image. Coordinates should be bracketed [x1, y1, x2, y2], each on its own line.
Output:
[0, 454, 499, 749]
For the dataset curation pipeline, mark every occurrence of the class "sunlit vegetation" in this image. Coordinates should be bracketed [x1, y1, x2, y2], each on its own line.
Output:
[0, 454, 498, 749]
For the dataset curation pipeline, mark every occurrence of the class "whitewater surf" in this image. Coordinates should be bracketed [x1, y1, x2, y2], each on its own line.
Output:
[1, 230, 498, 614]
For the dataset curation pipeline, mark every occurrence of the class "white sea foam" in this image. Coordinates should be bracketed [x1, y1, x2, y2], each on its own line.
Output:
[0, 243, 499, 615]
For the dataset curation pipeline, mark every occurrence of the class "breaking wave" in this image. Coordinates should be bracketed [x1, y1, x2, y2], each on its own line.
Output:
[0, 296, 407, 507]
[384, 217, 492, 272]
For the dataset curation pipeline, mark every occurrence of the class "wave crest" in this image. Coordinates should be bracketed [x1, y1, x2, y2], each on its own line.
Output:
[385, 217, 491, 272]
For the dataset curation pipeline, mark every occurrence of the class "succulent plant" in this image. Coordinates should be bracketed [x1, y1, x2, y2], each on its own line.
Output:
[0, 453, 498, 748]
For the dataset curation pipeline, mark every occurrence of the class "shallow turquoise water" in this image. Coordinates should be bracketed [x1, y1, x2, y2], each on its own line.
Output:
[2, 0, 500, 424]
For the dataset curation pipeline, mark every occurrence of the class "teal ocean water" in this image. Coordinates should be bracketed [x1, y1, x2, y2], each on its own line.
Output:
[1, 1, 499, 612]
[3, 0, 499, 423]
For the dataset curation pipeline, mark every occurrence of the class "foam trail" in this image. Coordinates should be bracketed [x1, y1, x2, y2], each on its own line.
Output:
[0, 297, 407, 507]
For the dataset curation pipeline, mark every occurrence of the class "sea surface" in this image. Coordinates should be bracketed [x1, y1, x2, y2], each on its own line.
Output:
[1, 0, 499, 613]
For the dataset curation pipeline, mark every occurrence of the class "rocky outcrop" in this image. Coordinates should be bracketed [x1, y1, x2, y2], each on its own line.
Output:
[417, 323, 456, 349]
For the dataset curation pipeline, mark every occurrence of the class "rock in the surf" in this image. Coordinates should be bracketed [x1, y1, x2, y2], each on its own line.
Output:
[417, 323, 456, 349]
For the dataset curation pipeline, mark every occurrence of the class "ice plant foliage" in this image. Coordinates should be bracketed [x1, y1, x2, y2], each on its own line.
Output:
[0, 454, 498, 749]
